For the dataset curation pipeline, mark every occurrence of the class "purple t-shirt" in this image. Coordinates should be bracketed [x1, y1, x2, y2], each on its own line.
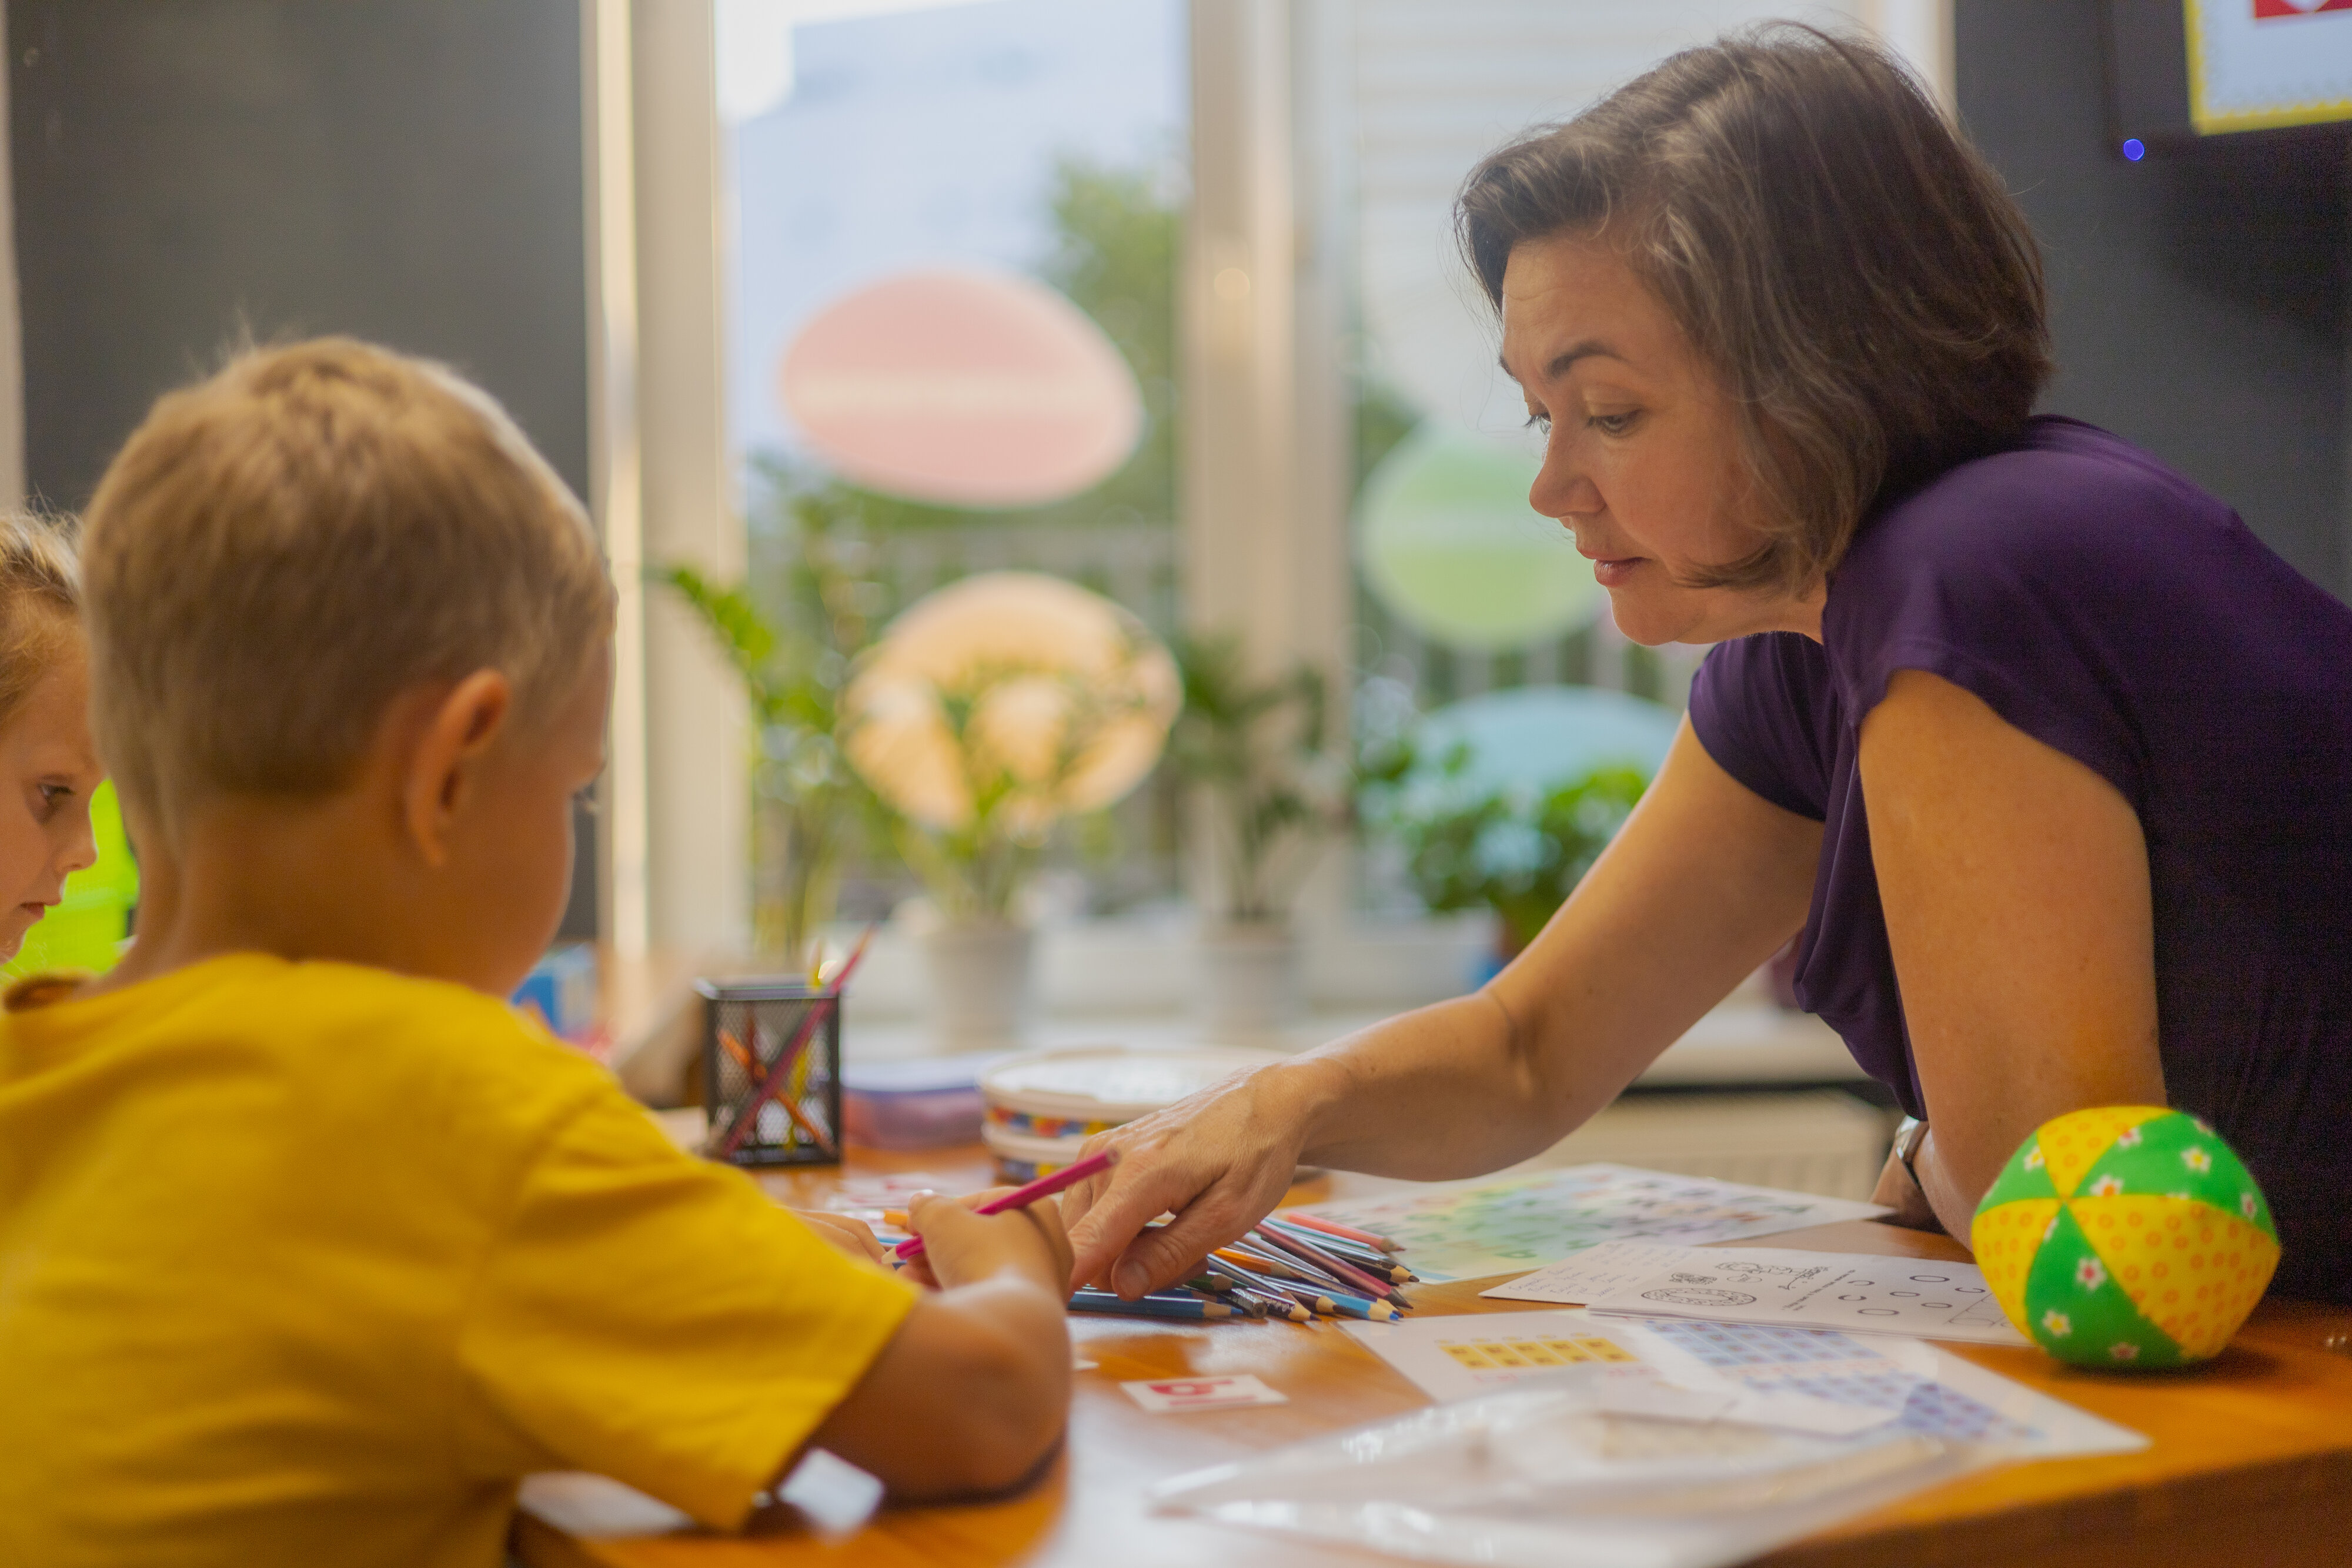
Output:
[1690, 417, 2352, 1303]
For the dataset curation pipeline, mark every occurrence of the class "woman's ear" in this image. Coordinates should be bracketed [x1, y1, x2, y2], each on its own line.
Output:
[400, 670, 512, 868]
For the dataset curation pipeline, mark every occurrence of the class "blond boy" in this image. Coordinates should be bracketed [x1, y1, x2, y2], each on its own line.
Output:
[0, 340, 1072, 1567]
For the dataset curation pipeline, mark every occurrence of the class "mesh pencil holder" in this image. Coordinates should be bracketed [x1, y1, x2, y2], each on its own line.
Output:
[698, 978, 843, 1168]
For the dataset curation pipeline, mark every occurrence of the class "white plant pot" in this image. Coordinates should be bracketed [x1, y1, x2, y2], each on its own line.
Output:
[1194, 921, 1304, 1038]
[921, 921, 1035, 1050]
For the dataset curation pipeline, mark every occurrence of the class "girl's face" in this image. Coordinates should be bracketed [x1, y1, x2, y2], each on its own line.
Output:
[0, 633, 102, 960]
[1499, 234, 1822, 646]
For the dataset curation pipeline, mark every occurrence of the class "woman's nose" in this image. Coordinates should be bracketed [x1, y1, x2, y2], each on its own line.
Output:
[1529, 440, 1601, 522]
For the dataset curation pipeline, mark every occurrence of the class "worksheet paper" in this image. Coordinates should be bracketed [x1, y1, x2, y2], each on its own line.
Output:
[1342, 1308, 2140, 1464]
[1291, 1164, 1890, 1282]
[1482, 1242, 2031, 1348]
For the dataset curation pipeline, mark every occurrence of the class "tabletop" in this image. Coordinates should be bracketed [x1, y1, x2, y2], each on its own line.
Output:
[514, 1145, 2352, 1568]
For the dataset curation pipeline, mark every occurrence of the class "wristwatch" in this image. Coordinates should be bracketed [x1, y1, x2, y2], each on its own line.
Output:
[1893, 1115, 1930, 1192]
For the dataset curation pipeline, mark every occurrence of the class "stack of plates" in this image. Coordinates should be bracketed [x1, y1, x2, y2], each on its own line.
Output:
[980, 1045, 1288, 1181]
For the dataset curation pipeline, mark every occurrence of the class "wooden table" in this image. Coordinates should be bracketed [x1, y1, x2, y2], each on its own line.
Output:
[517, 1145, 2352, 1568]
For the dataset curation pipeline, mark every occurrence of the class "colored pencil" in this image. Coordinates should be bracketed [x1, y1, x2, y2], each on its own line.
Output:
[1278, 1211, 1398, 1252]
[713, 929, 880, 1159]
[1251, 1222, 1405, 1305]
[719, 1029, 837, 1155]
[1235, 1286, 1314, 1322]
[893, 1146, 1119, 1261]
[1069, 1290, 1234, 1320]
[1208, 1260, 1337, 1316]
[1214, 1241, 1329, 1285]
[1307, 1288, 1399, 1322]
[1262, 1218, 1418, 1282]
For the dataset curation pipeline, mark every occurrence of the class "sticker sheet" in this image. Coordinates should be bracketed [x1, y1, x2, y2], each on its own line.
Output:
[1292, 1164, 1889, 1282]
[1485, 1242, 2030, 1348]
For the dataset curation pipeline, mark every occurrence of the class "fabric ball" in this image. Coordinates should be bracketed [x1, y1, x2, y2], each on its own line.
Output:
[1972, 1106, 2277, 1369]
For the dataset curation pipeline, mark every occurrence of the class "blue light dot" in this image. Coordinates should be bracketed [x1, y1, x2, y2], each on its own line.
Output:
[2122, 138, 2146, 161]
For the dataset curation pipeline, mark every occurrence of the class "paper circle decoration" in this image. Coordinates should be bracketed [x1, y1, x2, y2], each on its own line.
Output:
[1357, 423, 1604, 651]
[840, 571, 1178, 833]
[779, 268, 1144, 509]
[1972, 1105, 2279, 1369]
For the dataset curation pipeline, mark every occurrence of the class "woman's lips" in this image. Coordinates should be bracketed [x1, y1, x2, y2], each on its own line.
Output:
[1592, 556, 1642, 588]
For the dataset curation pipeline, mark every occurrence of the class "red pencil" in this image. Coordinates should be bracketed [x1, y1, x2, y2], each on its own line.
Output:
[894, 1147, 1120, 1261]
[1250, 1222, 1402, 1305]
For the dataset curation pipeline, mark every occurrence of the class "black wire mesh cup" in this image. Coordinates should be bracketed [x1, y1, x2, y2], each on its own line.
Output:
[698, 978, 843, 1168]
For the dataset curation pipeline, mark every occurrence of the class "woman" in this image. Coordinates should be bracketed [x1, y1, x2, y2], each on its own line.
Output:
[1064, 25, 2352, 1305]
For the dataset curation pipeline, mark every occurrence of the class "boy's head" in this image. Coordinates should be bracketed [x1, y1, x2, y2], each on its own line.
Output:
[82, 339, 615, 986]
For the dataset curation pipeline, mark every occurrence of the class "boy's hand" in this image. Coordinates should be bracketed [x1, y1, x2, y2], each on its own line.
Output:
[901, 1188, 1073, 1296]
[793, 1209, 890, 1266]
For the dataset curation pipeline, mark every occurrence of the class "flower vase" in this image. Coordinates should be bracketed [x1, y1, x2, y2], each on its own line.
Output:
[920, 920, 1036, 1050]
[1193, 920, 1303, 1039]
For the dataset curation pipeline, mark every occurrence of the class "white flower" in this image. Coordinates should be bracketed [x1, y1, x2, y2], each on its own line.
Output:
[2076, 1256, 2108, 1290]
[2191, 1119, 2214, 1135]
[2182, 1148, 2213, 1174]
[2023, 1146, 2046, 1171]
[2115, 1126, 2143, 1148]
[2040, 1309, 2073, 1338]
[2240, 1192, 2258, 1219]
[2109, 1342, 2140, 1362]
[2089, 1175, 2126, 1197]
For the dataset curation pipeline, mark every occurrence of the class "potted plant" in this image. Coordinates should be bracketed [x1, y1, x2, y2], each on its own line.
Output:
[840, 571, 1179, 1047]
[1362, 732, 1646, 972]
[1167, 632, 1348, 1034]
[656, 487, 880, 973]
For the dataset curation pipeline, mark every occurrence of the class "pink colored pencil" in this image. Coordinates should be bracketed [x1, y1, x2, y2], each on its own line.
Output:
[1250, 1222, 1401, 1304]
[893, 1147, 1120, 1261]
[1279, 1211, 1398, 1252]
[713, 927, 880, 1158]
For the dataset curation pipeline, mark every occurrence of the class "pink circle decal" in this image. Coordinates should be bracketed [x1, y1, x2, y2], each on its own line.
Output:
[779, 268, 1144, 509]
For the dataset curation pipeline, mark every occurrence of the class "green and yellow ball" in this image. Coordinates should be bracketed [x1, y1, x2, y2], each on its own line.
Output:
[1972, 1106, 2277, 1369]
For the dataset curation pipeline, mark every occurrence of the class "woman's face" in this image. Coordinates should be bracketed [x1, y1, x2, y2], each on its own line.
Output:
[1500, 234, 1819, 646]
[0, 632, 102, 960]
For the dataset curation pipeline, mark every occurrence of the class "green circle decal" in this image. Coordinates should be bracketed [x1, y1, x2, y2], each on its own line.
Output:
[1356, 423, 1603, 651]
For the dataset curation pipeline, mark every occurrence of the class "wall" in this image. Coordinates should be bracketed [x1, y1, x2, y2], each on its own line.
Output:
[9, 0, 602, 935]
[1956, 0, 2349, 598]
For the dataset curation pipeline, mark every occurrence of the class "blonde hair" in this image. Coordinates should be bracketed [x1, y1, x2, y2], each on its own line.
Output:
[0, 511, 82, 727]
[82, 338, 614, 823]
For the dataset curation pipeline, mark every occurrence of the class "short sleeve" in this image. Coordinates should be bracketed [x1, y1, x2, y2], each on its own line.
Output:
[1688, 632, 1839, 821]
[1822, 438, 2197, 814]
[454, 1086, 917, 1529]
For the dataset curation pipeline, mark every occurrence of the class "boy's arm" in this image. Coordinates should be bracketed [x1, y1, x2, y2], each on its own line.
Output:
[798, 1191, 1073, 1500]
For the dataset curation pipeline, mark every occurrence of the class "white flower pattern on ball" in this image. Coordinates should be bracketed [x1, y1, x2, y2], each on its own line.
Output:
[2109, 1342, 2139, 1362]
[2183, 1147, 2213, 1174]
[2076, 1256, 2107, 1290]
[2040, 1309, 2072, 1338]
[2089, 1175, 2125, 1196]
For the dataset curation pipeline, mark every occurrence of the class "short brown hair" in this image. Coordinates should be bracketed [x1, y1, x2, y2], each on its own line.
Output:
[0, 511, 81, 727]
[82, 339, 614, 822]
[1458, 23, 2052, 593]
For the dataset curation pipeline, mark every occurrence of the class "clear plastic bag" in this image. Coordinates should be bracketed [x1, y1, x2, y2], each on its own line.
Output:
[1153, 1373, 1976, 1568]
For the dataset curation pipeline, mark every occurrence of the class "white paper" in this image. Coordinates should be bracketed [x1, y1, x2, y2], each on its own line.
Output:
[1343, 1308, 2142, 1464]
[1485, 1242, 2029, 1348]
[1292, 1164, 1889, 1282]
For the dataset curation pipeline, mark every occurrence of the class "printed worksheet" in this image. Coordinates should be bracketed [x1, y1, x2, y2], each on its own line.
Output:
[1484, 1242, 2028, 1347]
[1292, 1164, 1889, 1282]
[1343, 1308, 2140, 1463]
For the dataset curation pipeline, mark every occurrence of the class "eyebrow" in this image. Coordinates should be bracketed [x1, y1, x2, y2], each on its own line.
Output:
[1498, 339, 1628, 385]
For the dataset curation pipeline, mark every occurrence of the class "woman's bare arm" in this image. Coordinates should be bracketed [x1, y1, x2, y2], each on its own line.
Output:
[1061, 718, 1821, 1297]
[1860, 670, 2166, 1236]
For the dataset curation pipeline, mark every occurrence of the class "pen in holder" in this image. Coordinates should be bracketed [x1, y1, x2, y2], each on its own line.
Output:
[699, 978, 843, 1168]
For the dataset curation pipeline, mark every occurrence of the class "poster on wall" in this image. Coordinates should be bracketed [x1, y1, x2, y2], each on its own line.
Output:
[2188, 0, 2352, 133]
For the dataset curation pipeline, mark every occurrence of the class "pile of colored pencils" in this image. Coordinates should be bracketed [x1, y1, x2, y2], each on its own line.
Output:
[1071, 1209, 1416, 1325]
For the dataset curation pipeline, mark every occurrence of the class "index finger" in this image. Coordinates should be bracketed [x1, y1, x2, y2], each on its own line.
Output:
[1063, 1138, 1214, 1290]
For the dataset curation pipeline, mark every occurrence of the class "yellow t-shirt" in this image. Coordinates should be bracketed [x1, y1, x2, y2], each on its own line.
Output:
[0, 953, 917, 1568]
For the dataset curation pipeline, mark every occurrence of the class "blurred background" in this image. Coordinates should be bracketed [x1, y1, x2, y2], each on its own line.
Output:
[9, 0, 2347, 1192]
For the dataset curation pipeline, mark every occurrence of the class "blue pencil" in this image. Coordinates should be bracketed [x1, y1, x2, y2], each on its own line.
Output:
[1070, 1289, 1235, 1321]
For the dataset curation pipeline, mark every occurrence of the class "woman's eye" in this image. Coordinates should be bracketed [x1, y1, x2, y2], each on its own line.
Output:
[1524, 411, 1552, 434]
[1588, 411, 1639, 436]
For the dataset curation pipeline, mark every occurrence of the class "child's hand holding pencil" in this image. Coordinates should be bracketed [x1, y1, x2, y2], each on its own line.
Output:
[897, 1187, 1075, 1297]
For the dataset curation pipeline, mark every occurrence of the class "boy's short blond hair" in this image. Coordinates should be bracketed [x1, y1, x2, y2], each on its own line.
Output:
[82, 339, 614, 823]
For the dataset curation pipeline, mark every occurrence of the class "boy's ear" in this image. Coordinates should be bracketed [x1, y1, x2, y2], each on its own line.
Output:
[401, 670, 513, 869]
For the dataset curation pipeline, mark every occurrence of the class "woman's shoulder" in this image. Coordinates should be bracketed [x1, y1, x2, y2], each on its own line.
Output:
[1846, 416, 2237, 588]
